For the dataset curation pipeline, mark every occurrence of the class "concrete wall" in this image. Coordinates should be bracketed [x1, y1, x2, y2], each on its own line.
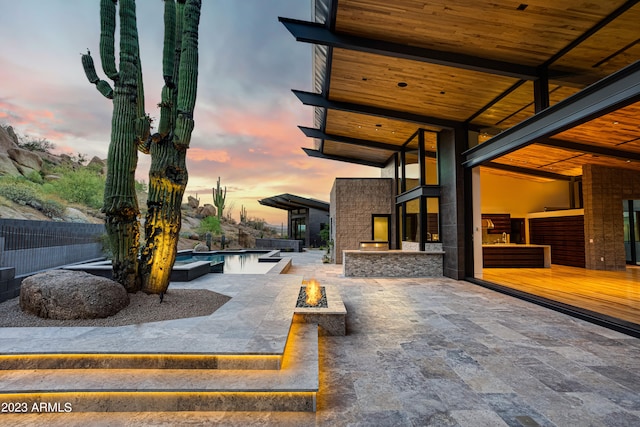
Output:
[583, 164, 640, 270]
[330, 178, 394, 264]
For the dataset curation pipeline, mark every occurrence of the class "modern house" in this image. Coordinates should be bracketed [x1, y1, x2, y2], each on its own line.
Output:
[259, 193, 329, 248]
[281, 1, 640, 335]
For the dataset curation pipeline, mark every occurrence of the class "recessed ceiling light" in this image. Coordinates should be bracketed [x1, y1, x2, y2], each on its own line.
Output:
[627, 159, 632, 163]
[613, 121, 619, 125]
[397, 82, 408, 88]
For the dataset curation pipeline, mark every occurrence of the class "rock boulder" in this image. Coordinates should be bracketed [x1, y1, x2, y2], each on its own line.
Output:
[187, 195, 200, 209]
[7, 148, 43, 173]
[20, 270, 129, 320]
[0, 153, 21, 176]
[0, 126, 19, 152]
[195, 204, 216, 219]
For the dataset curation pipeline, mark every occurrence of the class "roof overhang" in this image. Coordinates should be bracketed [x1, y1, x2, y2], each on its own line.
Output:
[258, 193, 330, 212]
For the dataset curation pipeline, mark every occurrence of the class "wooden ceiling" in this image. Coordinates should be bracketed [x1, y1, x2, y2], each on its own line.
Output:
[286, 0, 640, 180]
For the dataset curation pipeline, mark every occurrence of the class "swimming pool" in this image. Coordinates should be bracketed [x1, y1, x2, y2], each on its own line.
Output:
[174, 251, 276, 274]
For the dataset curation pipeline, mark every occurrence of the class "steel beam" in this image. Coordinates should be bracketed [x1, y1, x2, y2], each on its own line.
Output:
[299, 126, 401, 152]
[293, 90, 463, 130]
[462, 61, 640, 168]
[279, 17, 543, 80]
[302, 148, 385, 168]
[483, 162, 575, 181]
[538, 138, 640, 162]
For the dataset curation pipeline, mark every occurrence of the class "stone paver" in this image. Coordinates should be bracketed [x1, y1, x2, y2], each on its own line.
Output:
[2, 249, 640, 426]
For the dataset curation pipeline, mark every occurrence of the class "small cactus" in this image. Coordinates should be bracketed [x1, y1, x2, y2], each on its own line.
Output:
[240, 205, 247, 223]
[213, 177, 227, 220]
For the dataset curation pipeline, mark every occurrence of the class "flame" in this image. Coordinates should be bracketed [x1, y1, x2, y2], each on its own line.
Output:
[305, 279, 321, 306]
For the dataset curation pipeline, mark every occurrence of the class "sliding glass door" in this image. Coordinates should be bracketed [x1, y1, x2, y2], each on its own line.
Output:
[623, 200, 640, 265]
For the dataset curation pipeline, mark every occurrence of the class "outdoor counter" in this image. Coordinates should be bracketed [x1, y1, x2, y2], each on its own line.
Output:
[343, 249, 444, 277]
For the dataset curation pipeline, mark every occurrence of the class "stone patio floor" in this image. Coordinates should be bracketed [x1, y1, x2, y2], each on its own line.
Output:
[3, 249, 640, 426]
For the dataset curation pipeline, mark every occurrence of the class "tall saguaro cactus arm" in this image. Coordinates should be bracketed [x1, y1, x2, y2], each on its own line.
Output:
[173, 0, 200, 150]
[81, 51, 114, 99]
[100, 0, 119, 81]
[82, 0, 142, 292]
[139, 0, 201, 295]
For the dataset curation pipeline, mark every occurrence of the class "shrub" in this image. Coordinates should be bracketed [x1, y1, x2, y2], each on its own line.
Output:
[246, 217, 266, 231]
[17, 136, 55, 153]
[42, 168, 105, 209]
[25, 171, 44, 184]
[0, 176, 65, 219]
[0, 177, 38, 205]
[39, 199, 65, 219]
[198, 216, 222, 236]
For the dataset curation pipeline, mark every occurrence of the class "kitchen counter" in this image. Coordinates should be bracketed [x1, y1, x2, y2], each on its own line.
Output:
[482, 244, 551, 268]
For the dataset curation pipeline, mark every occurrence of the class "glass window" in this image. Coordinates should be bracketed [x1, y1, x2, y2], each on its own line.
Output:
[426, 197, 440, 241]
[405, 151, 420, 191]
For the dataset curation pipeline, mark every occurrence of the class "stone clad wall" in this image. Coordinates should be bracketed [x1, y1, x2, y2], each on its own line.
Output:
[330, 178, 394, 264]
[343, 249, 444, 277]
[583, 164, 640, 270]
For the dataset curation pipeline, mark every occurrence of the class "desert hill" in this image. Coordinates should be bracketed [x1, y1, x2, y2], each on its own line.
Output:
[0, 125, 280, 250]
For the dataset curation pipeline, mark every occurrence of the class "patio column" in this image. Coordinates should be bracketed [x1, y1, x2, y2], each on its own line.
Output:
[438, 128, 468, 279]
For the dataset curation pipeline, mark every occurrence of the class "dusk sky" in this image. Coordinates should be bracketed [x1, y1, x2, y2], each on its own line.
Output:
[0, 0, 378, 225]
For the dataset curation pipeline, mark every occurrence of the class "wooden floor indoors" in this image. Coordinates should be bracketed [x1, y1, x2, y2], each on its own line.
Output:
[481, 265, 640, 326]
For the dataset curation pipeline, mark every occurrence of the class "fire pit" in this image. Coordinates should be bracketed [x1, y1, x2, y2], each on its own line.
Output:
[296, 279, 328, 308]
[293, 279, 346, 336]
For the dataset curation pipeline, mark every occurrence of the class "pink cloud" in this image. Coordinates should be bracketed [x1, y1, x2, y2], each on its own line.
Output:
[187, 147, 231, 163]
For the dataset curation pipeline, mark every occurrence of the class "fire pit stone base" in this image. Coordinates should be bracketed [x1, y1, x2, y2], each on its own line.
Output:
[293, 285, 346, 336]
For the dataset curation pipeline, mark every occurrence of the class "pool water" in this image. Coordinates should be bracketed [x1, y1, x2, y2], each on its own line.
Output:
[174, 252, 274, 274]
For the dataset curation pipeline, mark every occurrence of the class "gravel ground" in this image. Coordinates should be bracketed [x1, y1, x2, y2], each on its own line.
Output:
[0, 289, 231, 327]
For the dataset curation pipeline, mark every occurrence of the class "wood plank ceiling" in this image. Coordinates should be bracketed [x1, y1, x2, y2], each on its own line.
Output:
[287, 0, 640, 180]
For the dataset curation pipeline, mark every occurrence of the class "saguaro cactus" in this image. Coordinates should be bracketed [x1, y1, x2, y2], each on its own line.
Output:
[82, 0, 148, 292]
[82, 0, 201, 294]
[213, 177, 227, 220]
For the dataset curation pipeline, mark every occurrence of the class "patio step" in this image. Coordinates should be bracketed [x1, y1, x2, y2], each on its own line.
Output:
[0, 351, 284, 370]
[0, 323, 318, 413]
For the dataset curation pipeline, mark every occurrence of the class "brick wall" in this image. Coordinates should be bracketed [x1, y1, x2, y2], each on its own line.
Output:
[330, 178, 394, 264]
[583, 164, 640, 270]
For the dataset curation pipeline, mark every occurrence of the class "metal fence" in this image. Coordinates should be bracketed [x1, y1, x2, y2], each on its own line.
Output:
[0, 219, 106, 276]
